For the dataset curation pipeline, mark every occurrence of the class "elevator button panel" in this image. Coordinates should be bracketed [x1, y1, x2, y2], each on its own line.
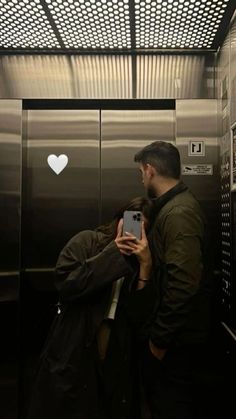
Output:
[220, 148, 232, 320]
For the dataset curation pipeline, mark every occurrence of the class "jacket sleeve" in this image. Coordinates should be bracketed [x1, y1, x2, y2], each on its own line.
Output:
[149, 207, 204, 348]
[55, 231, 134, 302]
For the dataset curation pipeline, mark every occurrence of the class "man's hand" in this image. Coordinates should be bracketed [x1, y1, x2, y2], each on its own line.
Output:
[149, 339, 167, 361]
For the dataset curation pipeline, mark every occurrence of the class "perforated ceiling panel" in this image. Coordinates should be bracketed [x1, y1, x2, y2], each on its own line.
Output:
[47, 0, 131, 49]
[0, 0, 235, 52]
[135, 0, 230, 49]
[0, 0, 60, 48]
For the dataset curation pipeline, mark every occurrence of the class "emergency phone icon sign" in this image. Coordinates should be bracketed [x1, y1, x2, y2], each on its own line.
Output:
[188, 140, 205, 156]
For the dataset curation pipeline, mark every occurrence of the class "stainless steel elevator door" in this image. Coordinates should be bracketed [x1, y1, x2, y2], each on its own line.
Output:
[22, 109, 100, 270]
[101, 110, 175, 223]
[0, 100, 21, 419]
[0, 100, 21, 275]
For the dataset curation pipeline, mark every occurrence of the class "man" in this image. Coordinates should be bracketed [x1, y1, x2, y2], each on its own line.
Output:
[134, 141, 211, 419]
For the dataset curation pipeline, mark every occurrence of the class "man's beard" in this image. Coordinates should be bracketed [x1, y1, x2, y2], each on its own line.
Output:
[147, 185, 157, 199]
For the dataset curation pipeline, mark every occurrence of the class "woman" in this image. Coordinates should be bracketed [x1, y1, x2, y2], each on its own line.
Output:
[26, 197, 154, 419]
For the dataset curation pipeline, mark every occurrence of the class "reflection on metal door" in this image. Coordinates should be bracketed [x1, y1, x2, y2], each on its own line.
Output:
[22, 109, 100, 270]
[0, 100, 21, 419]
[101, 110, 175, 223]
[20, 109, 100, 418]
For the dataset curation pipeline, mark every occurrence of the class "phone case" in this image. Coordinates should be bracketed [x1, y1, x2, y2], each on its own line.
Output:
[123, 210, 142, 239]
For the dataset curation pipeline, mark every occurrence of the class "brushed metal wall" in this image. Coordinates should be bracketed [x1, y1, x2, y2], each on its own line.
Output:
[72, 55, 133, 98]
[0, 54, 215, 99]
[216, 13, 235, 328]
[101, 109, 175, 223]
[176, 100, 220, 269]
[0, 100, 21, 278]
[0, 100, 21, 419]
[136, 54, 215, 99]
[230, 13, 236, 125]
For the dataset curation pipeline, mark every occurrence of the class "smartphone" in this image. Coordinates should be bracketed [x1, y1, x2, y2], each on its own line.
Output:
[123, 210, 142, 239]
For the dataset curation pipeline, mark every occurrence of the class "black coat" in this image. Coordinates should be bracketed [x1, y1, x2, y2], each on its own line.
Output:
[26, 230, 151, 419]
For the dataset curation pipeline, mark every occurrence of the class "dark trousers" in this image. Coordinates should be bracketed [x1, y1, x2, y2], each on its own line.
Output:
[140, 342, 205, 419]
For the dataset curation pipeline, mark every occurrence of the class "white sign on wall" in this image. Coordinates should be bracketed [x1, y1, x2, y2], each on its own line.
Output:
[188, 140, 205, 156]
[182, 164, 213, 175]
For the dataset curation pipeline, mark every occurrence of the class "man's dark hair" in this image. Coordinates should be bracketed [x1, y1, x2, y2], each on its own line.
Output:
[134, 141, 181, 179]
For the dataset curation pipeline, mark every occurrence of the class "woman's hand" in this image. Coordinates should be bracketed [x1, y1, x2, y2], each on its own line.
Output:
[115, 220, 152, 289]
[125, 221, 152, 268]
[124, 221, 152, 288]
[114, 219, 137, 256]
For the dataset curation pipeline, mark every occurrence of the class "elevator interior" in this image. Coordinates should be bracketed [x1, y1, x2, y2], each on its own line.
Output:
[0, 97, 231, 419]
[1, 1, 236, 419]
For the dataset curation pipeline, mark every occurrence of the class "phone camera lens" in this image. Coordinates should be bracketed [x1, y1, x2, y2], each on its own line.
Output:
[133, 215, 137, 220]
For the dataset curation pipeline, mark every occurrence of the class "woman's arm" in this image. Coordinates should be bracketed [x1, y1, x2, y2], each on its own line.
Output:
[55, 231, 134, 302]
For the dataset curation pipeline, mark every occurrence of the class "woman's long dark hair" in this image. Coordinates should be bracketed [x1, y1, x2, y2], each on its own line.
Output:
[95, 197, 154, 248]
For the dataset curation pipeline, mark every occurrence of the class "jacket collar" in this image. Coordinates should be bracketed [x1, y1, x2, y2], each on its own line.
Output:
[151, 181, 188, 215]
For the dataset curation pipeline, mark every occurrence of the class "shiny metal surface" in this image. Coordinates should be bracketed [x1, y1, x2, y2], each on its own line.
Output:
[0, 54, 216, 99]
[0, 100, 21, 288]
[176, 99, 219, 198]
[71, 55, 132, 98]
[176, 99, 218, 138]
[0, 55, 74, 98]
[217, 24, 230, 108]
[176, 99, 220, 265]
[0, 99, 21, 419]
[21, 109, 100, 269]
[137, 54, 216, 99]
[230, 12, 236, 125]
[0, 55, 132, 99]
[101, 110, 175, 222]
[216, 15, 235, 328]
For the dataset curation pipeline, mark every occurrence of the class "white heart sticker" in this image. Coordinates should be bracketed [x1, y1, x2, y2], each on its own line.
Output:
[47, 154, 68, 175]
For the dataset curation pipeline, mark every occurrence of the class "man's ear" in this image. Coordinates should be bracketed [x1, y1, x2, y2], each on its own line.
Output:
[146, 163, 156, 178]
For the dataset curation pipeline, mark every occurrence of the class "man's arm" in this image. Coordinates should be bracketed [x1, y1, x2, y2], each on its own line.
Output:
[149, 207, 204, 353]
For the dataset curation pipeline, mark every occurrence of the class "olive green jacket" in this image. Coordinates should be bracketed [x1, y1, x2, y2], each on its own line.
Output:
[148, 181, 211, 348]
